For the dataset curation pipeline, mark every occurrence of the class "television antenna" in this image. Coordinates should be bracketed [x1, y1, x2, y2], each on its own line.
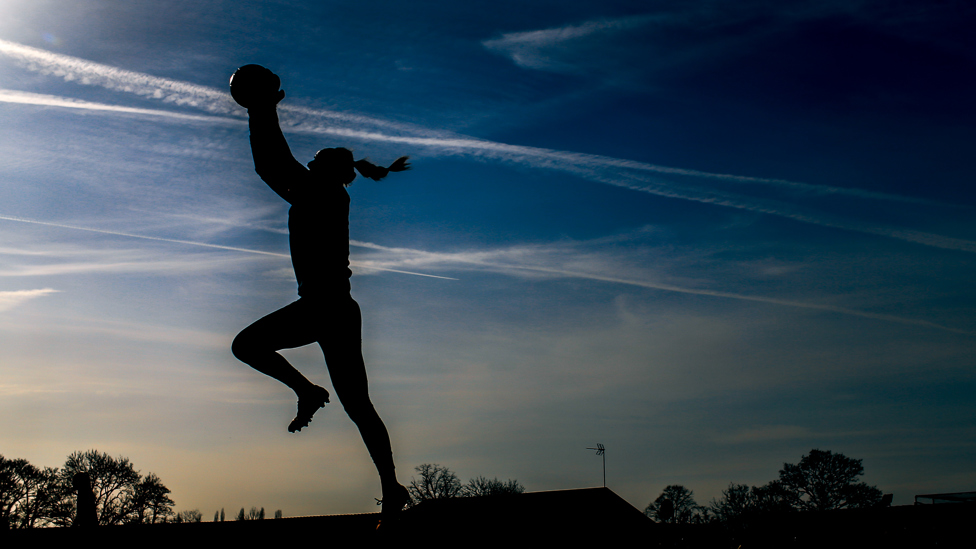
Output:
[586, 443, 606, 487]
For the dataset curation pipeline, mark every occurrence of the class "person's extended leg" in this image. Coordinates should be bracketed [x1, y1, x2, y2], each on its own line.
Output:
[318, 296, 408, 513]
[232, 300, 330, 431]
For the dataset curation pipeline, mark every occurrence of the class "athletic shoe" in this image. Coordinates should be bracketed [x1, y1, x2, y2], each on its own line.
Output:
[288, 385, 330, 432]
[375, 484, 411, 532]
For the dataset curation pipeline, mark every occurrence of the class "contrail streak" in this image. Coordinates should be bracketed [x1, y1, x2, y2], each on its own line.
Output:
[503, 265, 973, 335]
[312, 127, 976, 253]
[0, 89, 237, 123]
[0, 38, 951, 203]
[0, 39, 941, 205]
[348, 240, 973, 334]
[0, 39, 423, 132]
[0, 213, 289, 257]
[0, 39, 971, 253]
[3, 209, 955, 330]
[7, 88, 970, 254]
[283, 121, 955, 208]
[0, 39, 237, 114]
[0, 214, 458, 280]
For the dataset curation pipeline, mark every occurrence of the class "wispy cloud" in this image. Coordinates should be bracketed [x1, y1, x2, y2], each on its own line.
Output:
[0, 313, 229, 349]
[1, 39, 971, 255]
[0, 213, 456, 280]
[0, 38, 430, 135]
[1, 85, 942, 208]
[350, 238, 973, 334]
[0, 39, 238, 114]
[482, 15, 655, 71]
[0, 235, 261, 278]
[0, 255, 246, 278]
[0, 89, 237, 124]
[2, 211, 964, 331]
[0, 288, 59, 312]
[0, 213, 290, 258]
[478, 5, 883, 77]
[282, 125, 975, 255]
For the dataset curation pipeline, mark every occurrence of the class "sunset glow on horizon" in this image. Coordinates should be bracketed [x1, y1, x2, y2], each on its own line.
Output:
[1, 1, 974, 517]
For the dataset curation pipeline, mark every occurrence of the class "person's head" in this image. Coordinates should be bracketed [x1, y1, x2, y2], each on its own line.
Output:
[307, 147, 357, 187]
[307, 148, 411, 187]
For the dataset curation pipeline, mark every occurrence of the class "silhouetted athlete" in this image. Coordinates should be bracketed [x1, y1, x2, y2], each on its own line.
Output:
[230, 68, 410, 518]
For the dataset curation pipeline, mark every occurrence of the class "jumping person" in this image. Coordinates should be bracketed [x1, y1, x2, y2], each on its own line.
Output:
[229, 65, 411, 519]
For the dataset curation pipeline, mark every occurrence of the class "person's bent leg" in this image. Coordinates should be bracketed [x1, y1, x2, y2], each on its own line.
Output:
[232, 301, 319, 394]
[232, 300, 330, 431]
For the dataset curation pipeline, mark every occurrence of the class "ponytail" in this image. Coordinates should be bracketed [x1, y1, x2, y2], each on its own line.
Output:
[353, 156, 411, 182]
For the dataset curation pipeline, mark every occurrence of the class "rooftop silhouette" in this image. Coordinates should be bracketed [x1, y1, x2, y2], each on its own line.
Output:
[6, 486, 975, 547]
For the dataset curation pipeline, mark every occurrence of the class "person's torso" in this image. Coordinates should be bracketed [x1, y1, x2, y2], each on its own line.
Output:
[288, 181, 352, 296]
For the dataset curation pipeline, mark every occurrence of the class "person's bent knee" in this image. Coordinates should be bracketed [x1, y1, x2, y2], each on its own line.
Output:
[231, 331, 255, 363]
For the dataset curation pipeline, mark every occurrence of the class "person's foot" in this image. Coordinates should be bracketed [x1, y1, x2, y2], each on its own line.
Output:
[382, 484, 411, 514]
[375, 484, 411, 532]
[288, 385, 330, 433]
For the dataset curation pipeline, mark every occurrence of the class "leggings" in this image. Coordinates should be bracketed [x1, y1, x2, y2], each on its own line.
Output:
[232, 295, 395, 476]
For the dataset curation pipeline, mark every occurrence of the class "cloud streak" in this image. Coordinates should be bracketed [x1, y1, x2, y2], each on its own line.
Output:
[481, 15, 655, 71]
[1, 39, 971, 255]
[0, 39, 238, 114]
[2, 207, 964, 331]
[0, 313, 229, 350]
[350, 239, 973, 335]
[0, 288, 59, 312]
[0, 39, 431, 135]
[0, 89, 237, 124]
[0, 213, 457, 280]
[6, 207, 956, 332]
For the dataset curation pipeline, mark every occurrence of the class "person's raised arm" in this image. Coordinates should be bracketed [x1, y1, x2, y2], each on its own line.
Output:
[230, 65, 307, 203]
[247, 98, 307, 203]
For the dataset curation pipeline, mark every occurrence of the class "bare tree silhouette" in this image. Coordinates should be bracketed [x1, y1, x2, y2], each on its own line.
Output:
[0, 455, 60, 529]
[408, 464, 462, 504]
[778, 449, 882, 511]
[645, 485, 708, 524]
[463, 476, 525, 497]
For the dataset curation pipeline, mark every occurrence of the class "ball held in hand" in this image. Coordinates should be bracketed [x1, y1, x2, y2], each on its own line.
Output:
[229, 64, 282, 108]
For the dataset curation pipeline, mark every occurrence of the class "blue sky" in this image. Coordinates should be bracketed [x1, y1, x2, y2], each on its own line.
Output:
[1, 0, 974, 515]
